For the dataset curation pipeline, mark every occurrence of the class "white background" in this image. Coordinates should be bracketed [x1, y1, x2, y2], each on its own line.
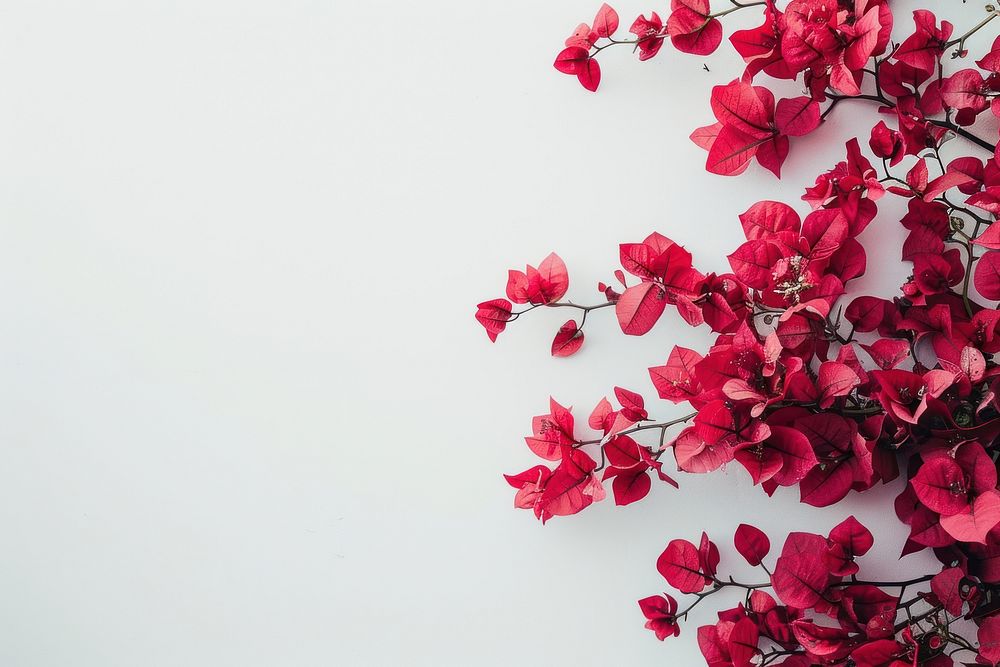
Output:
[0, 1, 994, 665]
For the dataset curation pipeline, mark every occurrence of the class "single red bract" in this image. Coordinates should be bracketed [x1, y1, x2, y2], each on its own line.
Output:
[657, 538, 711, 593]
[551, 319, 584, 357]
[475, 298, 512, 342]
[592, 3, 619, 38]
[667, 0, 722, 56]
[734, 524, 770, 566]
[772, 532, 830, 609]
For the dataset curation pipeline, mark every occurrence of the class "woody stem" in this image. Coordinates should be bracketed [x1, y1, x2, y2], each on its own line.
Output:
[510, 300, 615, 321]
[574, 412, 698, 447]
[944, 8, 998, 53]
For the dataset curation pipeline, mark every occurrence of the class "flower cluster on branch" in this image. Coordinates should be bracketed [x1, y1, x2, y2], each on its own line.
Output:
[476, 1, 1000, 664]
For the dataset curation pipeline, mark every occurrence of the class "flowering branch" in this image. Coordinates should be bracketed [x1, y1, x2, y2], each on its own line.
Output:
[479, 0, 1000, 664]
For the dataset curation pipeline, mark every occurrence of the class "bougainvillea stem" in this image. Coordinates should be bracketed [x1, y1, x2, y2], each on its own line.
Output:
[944, 7, 998, 53]
[510, 300, 614, 320]
[573, 412, 697, 447]
[709, 1, 766, 19]
[825, 92, 998, 153]
[929, 119, 998, 153]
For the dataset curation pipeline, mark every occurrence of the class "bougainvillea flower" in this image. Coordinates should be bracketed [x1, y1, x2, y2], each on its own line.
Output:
[553, 46, 601, 92]
[630, 13, 666, 61]
[549, 449, 605, 518]
[638, 594, 681, 640]
[692, 81, 818, 177]
[667, 0, 722, 56]
[941, 69, 993, 118]
[729, 1, 792, 80]
[649, 346, 704, 405]
[616, 233, 704, 334]
[506, 252, 569, 305]
[797, 413, 873, 507]
[475, 298, 513, 341]
[550, 319, 584, 357]
[869, 120, 905, 166]
[803, 139, 884, 235]
[912, 443, 996, 519]
[503, 464, 552, 516]
[895, 10, 954, 75]
[826, 515, 874, 576]
[524, 397, 576, 460]
[870, 369, 955, 424]
[657, 537, 714, 593]
[781, 0, 891, 96]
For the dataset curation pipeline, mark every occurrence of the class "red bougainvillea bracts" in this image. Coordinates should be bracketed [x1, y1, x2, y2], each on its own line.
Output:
[479, 2, 1000, 664]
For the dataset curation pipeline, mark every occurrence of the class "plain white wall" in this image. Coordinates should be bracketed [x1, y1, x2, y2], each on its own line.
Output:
[0, 1, 993, 665]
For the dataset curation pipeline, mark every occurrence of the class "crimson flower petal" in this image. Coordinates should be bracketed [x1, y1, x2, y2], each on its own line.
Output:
[734, 524, 771, 566]
[657, 538, 710, 593]
[616, 282, 667, 335]
[593, 3, 619, 38]
[550, 319, 584, 357]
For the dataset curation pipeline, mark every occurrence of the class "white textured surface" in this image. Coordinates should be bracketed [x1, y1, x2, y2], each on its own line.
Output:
[0, 1, 992, 665]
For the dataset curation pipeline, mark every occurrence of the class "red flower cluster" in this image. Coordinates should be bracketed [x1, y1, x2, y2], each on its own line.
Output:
[551, 2, 1000, 177]
[642, 517, 996, 666]
[691, 82, 820, 176]
[481, 1, 1000, 664]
